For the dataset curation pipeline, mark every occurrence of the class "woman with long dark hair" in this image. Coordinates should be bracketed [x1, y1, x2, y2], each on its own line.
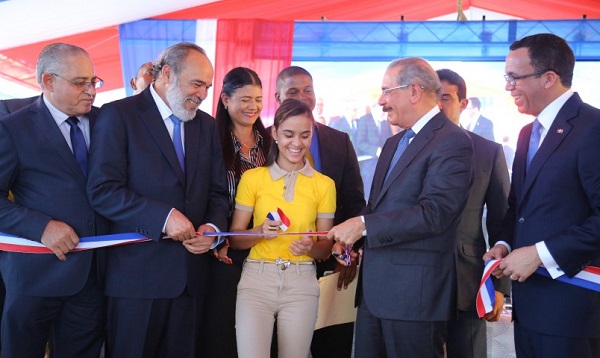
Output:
[201, 67, 271, 358]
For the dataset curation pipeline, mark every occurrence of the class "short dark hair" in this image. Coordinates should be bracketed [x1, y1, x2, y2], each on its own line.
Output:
[276, 66, 313, 92]
[509, 33, 574, 87]
[436, 69, 467, 100]
[265, 99, 315, 166]
[469, 97, 481, 110]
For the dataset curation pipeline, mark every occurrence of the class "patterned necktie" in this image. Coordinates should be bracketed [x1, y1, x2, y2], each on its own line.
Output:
[169, 114, 185, 172]
[65, 116, 88, 176]
[384, 128, 415, 182]
[526, 119, 542, 170]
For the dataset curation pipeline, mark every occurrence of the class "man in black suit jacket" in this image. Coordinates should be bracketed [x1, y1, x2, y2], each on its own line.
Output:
[485, 34, 600, 358]
[0, 43, 109, 357]
[0, 96, 38, 117]
[329, 58, 473, 357]
[275, 66, 365, 358]
[87, 42, 229, 357]
[437, 68, 511, 358]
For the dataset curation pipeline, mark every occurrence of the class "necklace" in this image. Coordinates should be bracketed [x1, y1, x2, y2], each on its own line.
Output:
[239, 140, 255, 149]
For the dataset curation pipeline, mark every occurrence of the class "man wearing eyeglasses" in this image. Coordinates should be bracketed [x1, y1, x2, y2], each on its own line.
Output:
[484, 33, 600, 358]
[328, 57, 473, 357]
[0, 43, 109, 357]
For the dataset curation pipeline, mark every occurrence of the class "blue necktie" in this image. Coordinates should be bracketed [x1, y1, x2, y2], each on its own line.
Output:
[169, 114, 185, 172]
[65, 116, 88, 177]
[526, 119, 542, 170]
[384, 128, 415, 182]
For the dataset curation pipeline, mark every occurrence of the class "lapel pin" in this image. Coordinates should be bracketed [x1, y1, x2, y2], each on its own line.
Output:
[557, 128, 564, 134]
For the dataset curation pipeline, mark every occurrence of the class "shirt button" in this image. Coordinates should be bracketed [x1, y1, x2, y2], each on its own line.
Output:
[518, 218, 525, 224]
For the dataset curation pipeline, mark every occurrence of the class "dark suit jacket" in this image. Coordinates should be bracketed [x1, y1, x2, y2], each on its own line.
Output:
[0, 97, 110, 296]
[313, 123, 365, 226]
[470, 115, 495, 142]
[0, 96, 39, 117]
[456, 132, 510, 311]
[496, 93, 600, 337]
[87, 86, 229, 299]
[360, 112, 473, 321]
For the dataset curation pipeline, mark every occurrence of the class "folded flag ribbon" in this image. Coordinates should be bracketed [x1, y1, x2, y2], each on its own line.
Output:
[476, 259, 502, 318]
[477, 259, 600, 318]
[267, 208, 291, 231]
[0, 232, 150, 254]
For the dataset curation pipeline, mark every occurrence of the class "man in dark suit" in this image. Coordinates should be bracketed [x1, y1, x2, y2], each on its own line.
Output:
[437, 68, 511, 358]
[275, 66, 365, 358]
[485, 33, 600, 358]
[87, 42, 229, 357]
[329, 57, 473, 357]
[463, 97, 495, 142]
[0, 43, 109, 357]
[0, 96, 38, 117]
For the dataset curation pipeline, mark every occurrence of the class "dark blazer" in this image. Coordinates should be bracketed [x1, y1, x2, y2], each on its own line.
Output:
[0, 96, 39, 117]
[0, 97, 109, 296]
[470, 115, 495, 142]
[87, 86, 229, 299]
[314, 122, 365, 226]
[496, 93, 600, 337]
[360, 112, 473, 321]
[456, 132, 510, 311]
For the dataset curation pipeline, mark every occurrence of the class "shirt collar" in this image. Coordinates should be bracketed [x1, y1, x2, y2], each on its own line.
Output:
[268, 158, 314, 180]
[536, 89, 574, 130]
[150, 83, 174, 121]
[410, 105, 440, 135]
[43, 95, 88, 126]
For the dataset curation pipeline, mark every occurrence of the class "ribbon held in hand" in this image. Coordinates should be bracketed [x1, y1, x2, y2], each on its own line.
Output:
[267, 208, 291, 231]
[476, 259, 502, 318]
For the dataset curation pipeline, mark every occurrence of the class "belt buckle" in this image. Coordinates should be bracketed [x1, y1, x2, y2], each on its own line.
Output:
[275, 257, 291, 270]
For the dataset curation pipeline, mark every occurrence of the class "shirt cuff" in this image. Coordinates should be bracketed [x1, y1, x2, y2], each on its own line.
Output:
[536, 241, 564, 278]
[163, 208, 175, 233]
[360, 216, 367, 236]
[205, 223, 223, 249]
[495, 240, 512, 254]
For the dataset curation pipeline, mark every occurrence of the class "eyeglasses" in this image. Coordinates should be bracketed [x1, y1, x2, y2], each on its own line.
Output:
[50, 73, 104, 90]
[381, 84, 410, 96]
[504, 69, 552, 86]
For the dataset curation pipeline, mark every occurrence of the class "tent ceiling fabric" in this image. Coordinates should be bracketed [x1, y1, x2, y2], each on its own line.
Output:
[0, 0, 598, 95]
[156, 0, 599, 20]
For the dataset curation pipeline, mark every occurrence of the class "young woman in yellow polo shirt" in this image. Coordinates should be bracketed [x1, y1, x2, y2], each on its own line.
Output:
[229, 98, 336, 358]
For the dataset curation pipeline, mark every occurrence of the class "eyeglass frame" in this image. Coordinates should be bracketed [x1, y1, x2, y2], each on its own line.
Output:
[50, 73, 104, 90]
[504, 69, 555, 86]
[381, 83, 425, 97]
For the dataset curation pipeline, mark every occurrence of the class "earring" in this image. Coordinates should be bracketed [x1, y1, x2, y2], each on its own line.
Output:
[275, 140, 278, 144]
[224, 105, 228, 110]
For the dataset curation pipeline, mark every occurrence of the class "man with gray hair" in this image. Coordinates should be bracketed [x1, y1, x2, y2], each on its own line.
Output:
[0, 43, 109, 357]
[328, 57, 473, 357]
[87, 42, 229, 357]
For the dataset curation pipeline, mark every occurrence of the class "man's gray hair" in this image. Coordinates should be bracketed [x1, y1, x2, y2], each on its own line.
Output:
[388, 57, 441, 99]
[154, 42, 207, 78]
[36, 43, 89, 88]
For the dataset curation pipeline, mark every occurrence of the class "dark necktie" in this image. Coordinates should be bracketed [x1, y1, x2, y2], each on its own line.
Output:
[169, 114, 185, 172]
[384, 128, 415, 182]
[526, 119, 542, 170]
[65, 116, 88, 176]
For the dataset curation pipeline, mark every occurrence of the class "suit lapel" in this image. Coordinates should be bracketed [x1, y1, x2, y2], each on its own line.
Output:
[31, 100, 87, 183]
[315, 124, 336, 181]
[137, 90, 185, 185]
[520, 94, 580, 201]
[370, 132, 399, 206]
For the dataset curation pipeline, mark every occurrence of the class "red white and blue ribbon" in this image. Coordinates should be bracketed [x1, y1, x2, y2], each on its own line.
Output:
[476, 259, 502, 318]
[0, 232, 150, 254]
[267, 208, 291, 231]
[477, 259, 600, 318]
